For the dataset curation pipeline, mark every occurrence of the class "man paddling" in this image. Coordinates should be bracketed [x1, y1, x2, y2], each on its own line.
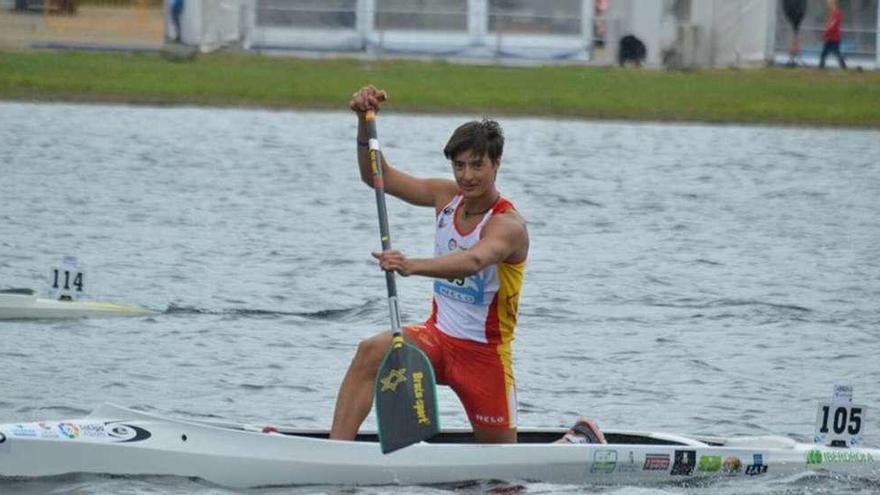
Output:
[330, 85, 531, 444]
[330, 85, 605, 445]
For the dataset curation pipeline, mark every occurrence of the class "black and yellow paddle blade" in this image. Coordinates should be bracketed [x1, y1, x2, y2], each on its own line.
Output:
[374, 336, 439, 454]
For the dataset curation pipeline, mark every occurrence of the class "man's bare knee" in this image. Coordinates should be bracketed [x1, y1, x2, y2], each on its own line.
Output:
[351, 332, 392, 373]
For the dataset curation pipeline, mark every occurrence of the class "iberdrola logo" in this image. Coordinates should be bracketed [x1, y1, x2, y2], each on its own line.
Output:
[806, 449, 823, 465]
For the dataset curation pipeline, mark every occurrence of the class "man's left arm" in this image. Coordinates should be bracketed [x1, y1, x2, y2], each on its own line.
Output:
[372, 215, 526, 279]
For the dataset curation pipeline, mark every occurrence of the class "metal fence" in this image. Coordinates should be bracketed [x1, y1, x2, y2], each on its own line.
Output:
[246, 0, 591, 60]
[376, 0, 467, 31]
[256, 0, 355, 28]
[488, 0, 582, 35]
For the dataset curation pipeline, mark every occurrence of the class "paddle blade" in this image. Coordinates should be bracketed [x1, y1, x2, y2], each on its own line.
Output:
[374, 337, 440, 454]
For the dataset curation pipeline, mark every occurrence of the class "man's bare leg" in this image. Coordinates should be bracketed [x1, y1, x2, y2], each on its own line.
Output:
[329, 331, 392, 440]
[474, 426, 517, 443]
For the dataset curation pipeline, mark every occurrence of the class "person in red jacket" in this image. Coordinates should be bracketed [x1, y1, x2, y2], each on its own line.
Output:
[819, 0, 847, 69]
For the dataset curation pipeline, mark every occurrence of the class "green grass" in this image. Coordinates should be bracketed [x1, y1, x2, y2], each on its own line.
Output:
[1, 50, 879, 127]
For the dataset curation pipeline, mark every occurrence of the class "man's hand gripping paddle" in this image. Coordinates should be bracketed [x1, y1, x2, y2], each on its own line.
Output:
[365, 109, 440, 454]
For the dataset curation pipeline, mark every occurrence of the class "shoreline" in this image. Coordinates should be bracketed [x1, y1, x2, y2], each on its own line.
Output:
[2, 50, 879, 129]
[5, 95, 877, 132]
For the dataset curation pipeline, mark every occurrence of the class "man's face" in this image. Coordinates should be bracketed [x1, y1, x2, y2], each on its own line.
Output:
[451, 150, 498, 199]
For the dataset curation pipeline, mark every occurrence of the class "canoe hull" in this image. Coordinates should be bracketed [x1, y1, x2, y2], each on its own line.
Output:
[1, 404, 877, 488]
[0, 293, 152, 320]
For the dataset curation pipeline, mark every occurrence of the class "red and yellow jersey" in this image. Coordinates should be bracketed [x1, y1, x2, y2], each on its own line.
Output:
[427, 194, 525, 345]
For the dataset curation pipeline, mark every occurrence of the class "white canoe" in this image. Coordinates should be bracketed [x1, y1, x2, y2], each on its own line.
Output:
[0, 291, 152, 320]
[0, 403, 877, 488]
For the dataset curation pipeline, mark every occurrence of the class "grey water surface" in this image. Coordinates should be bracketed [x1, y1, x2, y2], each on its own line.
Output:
[1, 101, 878, 494]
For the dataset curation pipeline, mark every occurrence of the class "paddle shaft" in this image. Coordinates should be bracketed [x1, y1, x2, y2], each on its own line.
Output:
[364, 110, 440, 453]
[365, 111, 403, 336]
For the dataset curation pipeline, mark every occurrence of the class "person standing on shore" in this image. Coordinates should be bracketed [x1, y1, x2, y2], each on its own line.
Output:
[782, 0, 807, 67]
[819, 0, 846, 70]
[169, 0, 185, 43]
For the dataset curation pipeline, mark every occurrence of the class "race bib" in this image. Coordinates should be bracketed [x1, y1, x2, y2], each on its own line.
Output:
[814, 385, 867, 447]
[434, 273, 486, 305]
[48, 256, 85, 301]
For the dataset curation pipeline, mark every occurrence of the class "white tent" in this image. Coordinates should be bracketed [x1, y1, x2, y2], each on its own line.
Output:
[602, 0, 775, 68]
[167, 0, 245, 52]
[691, 0, 776, 67]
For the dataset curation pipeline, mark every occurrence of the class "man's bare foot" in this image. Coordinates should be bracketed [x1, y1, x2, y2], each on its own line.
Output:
[554, 416, 606, 444]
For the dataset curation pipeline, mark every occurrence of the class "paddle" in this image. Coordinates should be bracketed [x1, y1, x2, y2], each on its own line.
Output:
[364, 110, 440, 454]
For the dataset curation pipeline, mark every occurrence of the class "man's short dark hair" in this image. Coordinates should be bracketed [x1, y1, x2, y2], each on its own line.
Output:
[444, 120, 504, 165]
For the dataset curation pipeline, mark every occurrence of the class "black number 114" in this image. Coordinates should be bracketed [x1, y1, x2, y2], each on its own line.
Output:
[52, 269, 84, 292]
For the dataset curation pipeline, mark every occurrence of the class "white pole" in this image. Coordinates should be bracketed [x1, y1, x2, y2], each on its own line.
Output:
[709, 0, 717, 67]
[581, 0, 594, 61]
[876, 0, 880, 67]
[764, 0, 777, 65]
[468, 0, 488, 48]
[240, 0, 254, 49]
[357, 0, 375, 52]
[189, 0, 200, 48]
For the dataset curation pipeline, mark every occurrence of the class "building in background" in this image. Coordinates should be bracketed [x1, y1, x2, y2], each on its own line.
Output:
[182, 0, 877, 67]
[0, 0, 875, 68]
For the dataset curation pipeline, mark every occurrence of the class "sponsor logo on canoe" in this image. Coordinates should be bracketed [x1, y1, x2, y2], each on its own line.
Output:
[745, 453, 768, 476]
[5, 421, 149, 443]
[411, 371, 430, 425]
[807, 448, 875, 464]
[37, 422, 59, 439]
[722, 455, 742, 475]
[80, 423, 106, 438]
[58, 422, 81, 439]
[671, 450, 696, 476]
[617, 450, 638, 473]
[591, 449, 617, 473]
[698, 455, 722, 472]
[643, 453, 670, 471]
[108, 425, 134, 440]
[105, 422, 151, 443]
[13, 424, 37, 437]
[379, 368, 407, 393]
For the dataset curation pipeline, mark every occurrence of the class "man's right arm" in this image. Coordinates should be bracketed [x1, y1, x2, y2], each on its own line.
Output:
[352, 87, 457, 209]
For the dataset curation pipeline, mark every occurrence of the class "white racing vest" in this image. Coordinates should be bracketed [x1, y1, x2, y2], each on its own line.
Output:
[427, 194, 525, 344]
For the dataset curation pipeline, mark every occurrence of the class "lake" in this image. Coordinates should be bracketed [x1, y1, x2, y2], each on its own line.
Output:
[0, 101, 878, 494]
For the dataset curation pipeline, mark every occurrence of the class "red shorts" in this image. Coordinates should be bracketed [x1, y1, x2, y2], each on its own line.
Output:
[404, 323, 517, 429]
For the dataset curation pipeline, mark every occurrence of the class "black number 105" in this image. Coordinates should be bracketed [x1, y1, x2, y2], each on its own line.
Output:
[819, 406, 862, 435]
[52, 270, 84, 292]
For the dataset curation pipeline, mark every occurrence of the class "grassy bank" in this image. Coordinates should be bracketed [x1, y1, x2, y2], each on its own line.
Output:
[1, 50, 879, 127]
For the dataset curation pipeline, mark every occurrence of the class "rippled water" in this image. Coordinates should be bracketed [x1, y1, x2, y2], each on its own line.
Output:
[1, 102, 878, 494]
